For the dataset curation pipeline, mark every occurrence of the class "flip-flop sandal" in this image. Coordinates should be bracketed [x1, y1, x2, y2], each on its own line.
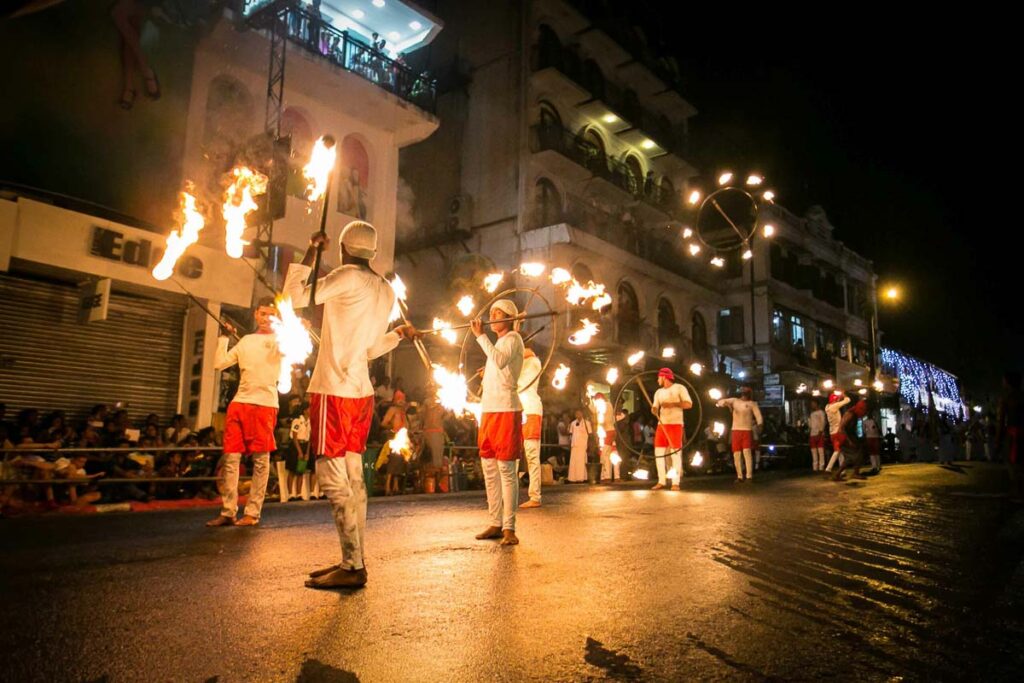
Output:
[120, 88, 136, 110]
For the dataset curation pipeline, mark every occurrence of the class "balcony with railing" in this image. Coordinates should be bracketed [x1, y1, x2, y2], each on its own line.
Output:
[531, 123, 684, 219]
[246, 2, 437, 113]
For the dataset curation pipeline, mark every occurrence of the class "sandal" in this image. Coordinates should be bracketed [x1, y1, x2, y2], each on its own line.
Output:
[120, 88, 136, 110]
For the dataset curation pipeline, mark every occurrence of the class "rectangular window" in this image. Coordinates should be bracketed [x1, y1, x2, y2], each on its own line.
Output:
[790, 314, 806, 347]
[718, 307, 745, 345]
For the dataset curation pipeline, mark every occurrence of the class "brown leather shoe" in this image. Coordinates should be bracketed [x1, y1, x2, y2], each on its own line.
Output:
[205, 515, 235, 527]
[234, 515, 259, 526]
[650, 483, 665, 491]
[519, 500, 541, 509]
[475, 525, 502, 540]
[304, 567, 367, 589]
[670, 485, 681, 491]
[500, 529, 519, 545]
[308, 563, 341, 578]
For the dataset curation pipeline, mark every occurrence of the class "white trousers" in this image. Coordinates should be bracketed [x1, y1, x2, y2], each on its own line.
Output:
[317, 453, 367, 571]
[811, 447, 826, 471]
[482, 457, 518, 530]
[274, 462, 321, 501]
[523, 439, 542, 503]
[218, 452, 269, 519]
[825, 450, 844, 472]
[733, 449, 754, 480]
[655, 446, 682, 485]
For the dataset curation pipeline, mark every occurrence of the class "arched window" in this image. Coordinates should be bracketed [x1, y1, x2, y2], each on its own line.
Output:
[202, 76, 254, 193]
[337, 135, 370, 220]
[578, 127, 607, 174]
[623, 155, 644, 196]
[539, 100, 561, 128]
[535, 24, 562, 71]
[534, 177, 562, 228]
[617, 282, 640, 347]
[280, 107, 313, 198]
[692, 311, 709, 363]
[582, 59, 605, 99]
[657, 298, 679, 350]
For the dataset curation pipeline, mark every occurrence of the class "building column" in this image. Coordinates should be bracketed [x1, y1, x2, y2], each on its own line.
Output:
[178, 299, 222, 429]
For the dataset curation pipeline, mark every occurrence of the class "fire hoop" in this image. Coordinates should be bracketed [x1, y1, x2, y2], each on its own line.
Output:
[612, 369, 704, 462]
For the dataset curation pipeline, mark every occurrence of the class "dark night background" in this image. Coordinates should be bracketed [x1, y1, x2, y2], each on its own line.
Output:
[616, 5, 1019, 396]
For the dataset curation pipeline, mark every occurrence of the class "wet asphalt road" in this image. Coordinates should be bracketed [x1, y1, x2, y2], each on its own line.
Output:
[2, 463, 1024, 683]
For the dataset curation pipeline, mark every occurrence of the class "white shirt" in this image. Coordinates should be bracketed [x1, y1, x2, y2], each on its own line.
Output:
[825, 396, 851, 435]
[808, 409, 826, 437]
[285, 263, 400, 398]
[476, 331, 524, 413]
[570, 418, 591, 447]
[517, 354, 543, 417]
[375, 385, 394, 402]
[290, 415, 311, 442]
[214, 333, 283, 408]
[716, 397, 764, 431]
[863, 417, 880, 438]
[653, 383, 692, 426]
[164, 426, 192, 443]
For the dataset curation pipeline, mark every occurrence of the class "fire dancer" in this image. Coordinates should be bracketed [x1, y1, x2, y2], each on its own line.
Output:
[834, 398, 870, 481]
[285, 222, 418, 589]
[808, 399, 827, 471]
[471, 299, 525, 545]
[717, 387, 763, 482]
[651, 368, 692, 490]
[206, 298, 282, 528]
[824, 392, 852, 474]
[518, 345, 544, 509]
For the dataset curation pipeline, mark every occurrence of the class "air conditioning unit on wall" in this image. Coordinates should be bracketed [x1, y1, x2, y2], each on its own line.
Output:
[445, 194, 473, 239]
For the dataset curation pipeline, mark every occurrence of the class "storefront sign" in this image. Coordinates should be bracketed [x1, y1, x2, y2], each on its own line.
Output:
[90, 226, 202, 278]
[763, 384, 785, 407]
[764, 373, 781, 386]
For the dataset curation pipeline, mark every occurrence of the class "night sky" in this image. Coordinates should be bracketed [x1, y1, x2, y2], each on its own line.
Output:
[633, 14, 1020, 395]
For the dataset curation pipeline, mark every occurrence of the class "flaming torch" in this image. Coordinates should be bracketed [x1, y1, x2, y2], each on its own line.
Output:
[302, 135, 337, 314]
[388, 273, 407, 324]
[432, 318, 457, 344]
[222, 166, 266, 259]
[456, 295, 475, 317]
[628, 351, 645, 367]
[606, 367, 620, 384]
[690, 451, 704, 467]
[153, 189, 205, 281]
[550, 267, 571, 285]
[568, 319, 599, 345]
[483, 272, 504, 293]
[388, 427, 413, 462]
[432, 364, 470, 414]
[519, 262, 545, 277]
[270, 297, 314, 394]
[552, 363, 571, 390]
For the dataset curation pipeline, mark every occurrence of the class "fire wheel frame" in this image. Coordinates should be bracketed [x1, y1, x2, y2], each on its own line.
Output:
[612, 369, 704, 461]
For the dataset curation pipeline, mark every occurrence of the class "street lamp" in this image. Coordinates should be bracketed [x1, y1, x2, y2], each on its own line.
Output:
[870, 282, 903, 388]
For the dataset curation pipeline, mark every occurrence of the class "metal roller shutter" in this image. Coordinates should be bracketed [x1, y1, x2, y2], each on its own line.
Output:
[0, 274, 185, 422]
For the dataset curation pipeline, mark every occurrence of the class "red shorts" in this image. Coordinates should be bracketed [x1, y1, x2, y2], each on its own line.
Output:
[522, 414, 542, 441]
[309, 393, 375, 458]
[654, 424, 684, 450]
[809, 434, 826, 449]
[867, 437, 881, 456]
[731, 429, 754, 452]
[603, 428, 616, 447]
[223, 401, 278, 455]
[831, 433, 847, 453]
[479, 412, 524, 461]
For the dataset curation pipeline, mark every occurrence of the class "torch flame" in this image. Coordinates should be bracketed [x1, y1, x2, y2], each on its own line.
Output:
[432, 318, 457, 344]
[483, 272, 504, 293]
[690, 451, 704, 467]
[432, 364, 471, 415]
[552, 363, 571, 390]
[222, 166, 266, 259]
[594, 396, 607, 443]
[568, 318, 599, 345]
[153, 190, 205, 281]
[565, 279, 611, 311]
[388, 274, 407, 324]
[388, 427, 412, 460]
[270, 296, 314, 394]
[666, 467, 678, 480]
[519, 262, 545, 277]
[606, 367, 620, 384]
[662, 346, 676, 359]
[550, 267, 572, 285]
[633, 468, 650, 480]
[628, 351, 645, 367]
[456, 295, 475, 317]
[304, 136, 337, 202]
[610, 451, 622, 466]
[712, 421, 726, 436]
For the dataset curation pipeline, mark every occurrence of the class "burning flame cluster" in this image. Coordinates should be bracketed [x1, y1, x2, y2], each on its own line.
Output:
[432, 318, 457, 344]
[222, 167, 266, 259]
[565, 279, 612, 311]
[518, 262, 545, 277]
[456, 295, 475, 317]
[153, 190, 205, 281]
[551, 363, 571, 390]
[388, 427, 412, 460]
[303, 136, 337, 203]
[270, 297, 314, 394]
[483, 272, 504, 293]
[568, 318, 599, 346]
[388, 274, 407, 324]
[550, 267, 571, 285]
[594, 394, 608, 444]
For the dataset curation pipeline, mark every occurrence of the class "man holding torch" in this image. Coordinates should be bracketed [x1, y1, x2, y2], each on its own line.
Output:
[205, 298, 282, 528]
[285, 221, 418, 589]
[717, 387, 764, 482]
[471, 299, 525, 545]
[651, 368, 692, 490]
[518, 345, 543, 508]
